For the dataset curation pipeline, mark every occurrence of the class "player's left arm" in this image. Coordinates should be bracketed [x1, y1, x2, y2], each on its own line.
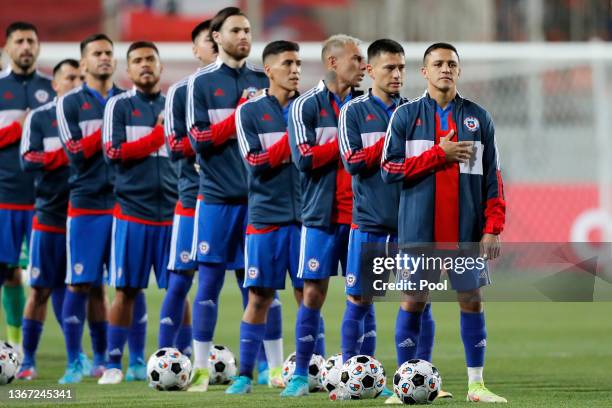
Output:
[20, 110, 68, 172]
[480, 112, 506, 259]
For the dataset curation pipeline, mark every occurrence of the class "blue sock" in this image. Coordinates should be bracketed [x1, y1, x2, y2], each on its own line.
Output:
[295, 304, 320, 377]
[460, 311, 487, 367]
[258, 295, 282, 370]
[62, 290, 87, 364]
[395, 307, 421, 365]
[239, 321, 266, 379]
[416, 304, 435, 362]
[193, 263, 225, 342]
[341, 300, 369, 362]
[51, 286, 66, 330]
[361, 304, 377, 357]
[235, 270, 249, 309]
[176, 325, 193, 357]
[107, 325, 129, 369]
[128, 291, 146, 365]
[314, 316, 325, 357]
[22, 318, 43, 368]
[159, 272, 192, 348]
[89, 320, 108, 366]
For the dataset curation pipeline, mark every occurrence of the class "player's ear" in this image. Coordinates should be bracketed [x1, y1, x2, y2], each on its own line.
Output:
[366, 64, 374, 79]
[211, 30, 221, 46]
[420, 66, 428, 80]
[263, 63, 272, 78]
[191, 44, 198, 59]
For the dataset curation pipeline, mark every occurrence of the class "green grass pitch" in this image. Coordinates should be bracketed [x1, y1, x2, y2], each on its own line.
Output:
[1, 277, 611, 407]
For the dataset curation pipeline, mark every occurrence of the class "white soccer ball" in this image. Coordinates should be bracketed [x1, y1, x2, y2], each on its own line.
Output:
[321, 353, 343, 392]
[339, 355, 386, 399]
[281, 352, 325, 391]
[393, 359, 441, 404]
[147, 347, 191, 391]
[0, 342, 20, 385]
[208, 344, 237, 385]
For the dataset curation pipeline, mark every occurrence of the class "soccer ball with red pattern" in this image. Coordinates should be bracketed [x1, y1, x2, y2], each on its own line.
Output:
[0, 341, 20, 385]
[339, 355, 386, 399]
[393, 359, 441, 404]
[208, 344, 237, 384]
[281, 352, 325, 391]
[147, 347, 191, 391]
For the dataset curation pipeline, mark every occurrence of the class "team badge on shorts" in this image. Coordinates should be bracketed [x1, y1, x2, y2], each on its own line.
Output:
[74, 263, 84, 275]
[463, 116, 480, 132]
[345, 273, 356, 287]
[31, 267, 40, 280]
[307, 258, 320, 272]
[247, 267, 258, 279]
[199, 241, 210, 255]
[34, 89, 50, 103]
[180, 251, 191, 263]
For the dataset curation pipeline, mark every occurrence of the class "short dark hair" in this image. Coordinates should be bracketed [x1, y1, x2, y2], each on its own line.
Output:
[126, 41, 159, 60]
[53, 59, 79, 76]
[262, 40, 299, 62]
[208, 7, 247, 53]
[80, 33, 113, 55]
[6, 21, 38, 40]
[191, 19, 212, 43]
[367, 39, 404, 62]
[423, 42, 459, 64]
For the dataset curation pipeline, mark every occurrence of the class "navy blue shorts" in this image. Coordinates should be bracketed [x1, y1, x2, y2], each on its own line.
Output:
[28, 228, 66, 289]
[346, 228, 397, 296]
[66, 214, 112, 286]
[110, 218, 172, 289]
[297, 224, 350, 281]
[0, 208, 32, 265]
[244, 224, 303, 290]
[191, 200, 246, 270]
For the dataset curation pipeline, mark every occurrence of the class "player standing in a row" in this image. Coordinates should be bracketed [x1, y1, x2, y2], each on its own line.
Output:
[0, 22, 53, 355]
[100, 41, 176, 385]
[282, 35, 366, 397]
[228, 40, 304, 394]
[157, 19, 217, 362]
[56, 34, 123, 383]
[17, 59, 81, 381]
[381, 42, 507, 403]
[186, 7, 280, 391]
[338, 39, 450, 401]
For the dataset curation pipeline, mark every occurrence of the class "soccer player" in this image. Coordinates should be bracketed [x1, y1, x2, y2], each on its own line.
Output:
[339, 38, 452, 403]
[100, 41, 176, 385]
[186, 7, 277, 391]
[18, 59, 81, 380]
[227, 40, 303, 394]
[0, 21, 54, 354]
[381, 42, 507, 403]
[56, 34, 123, 381]
[283, 34, 366, 397]
[158, 19, 217, 361]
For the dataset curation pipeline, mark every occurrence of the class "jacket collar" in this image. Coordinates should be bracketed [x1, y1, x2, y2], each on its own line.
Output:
[421, 89, 464, 109]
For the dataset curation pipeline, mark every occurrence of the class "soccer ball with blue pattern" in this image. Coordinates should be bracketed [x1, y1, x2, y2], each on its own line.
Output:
[147, 347, 191, 391]
[208, 344, 237, 385]
[339, 355, 386, 399]
[393, 359, 441, 404]
[281, 352, 325, 391]
[0, 341, 20, 385]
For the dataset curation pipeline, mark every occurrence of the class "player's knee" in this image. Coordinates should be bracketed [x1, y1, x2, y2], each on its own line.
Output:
[347, 294, 372, 306]
[248, 287, 275, 310]
[30, 288, 51, 306]
[457, 289, 482, 312]
[68, 283, 90, 294]
[303, 283, 326, 309]
[399, 300, 427, 313]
